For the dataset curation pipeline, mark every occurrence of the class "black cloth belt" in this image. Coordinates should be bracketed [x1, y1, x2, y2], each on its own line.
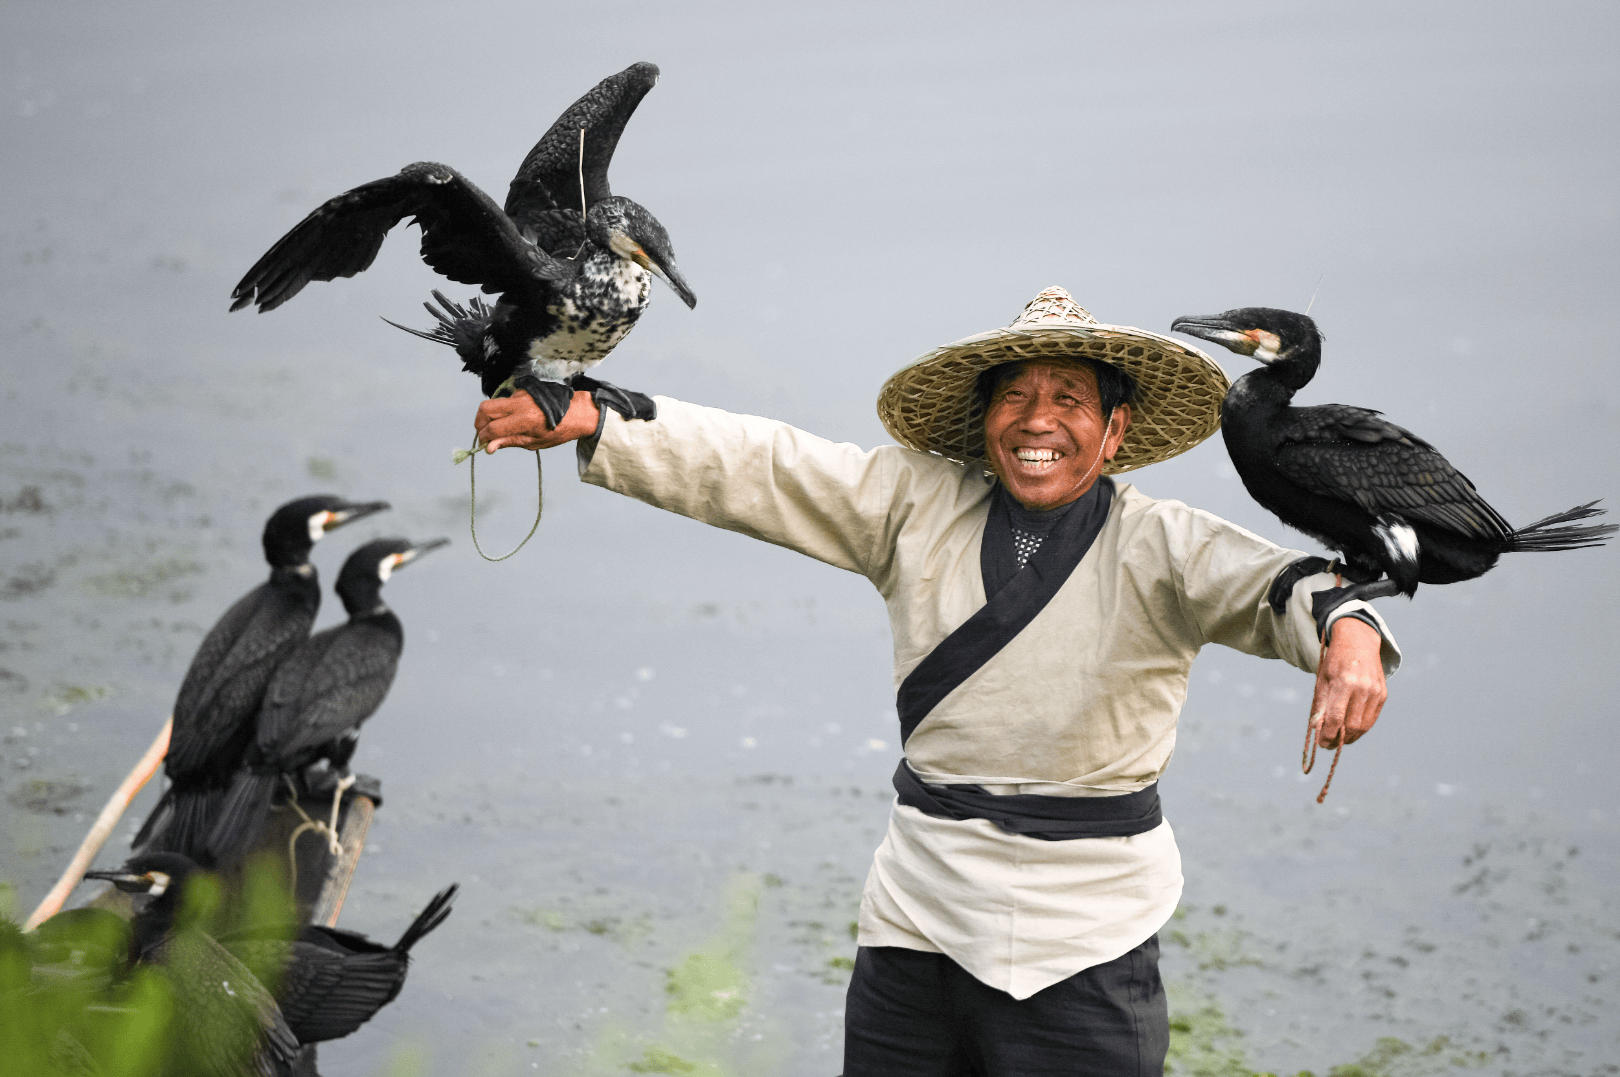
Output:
[893, 760, 1162, 841]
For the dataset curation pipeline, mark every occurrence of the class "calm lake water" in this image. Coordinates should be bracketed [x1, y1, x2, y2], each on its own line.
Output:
[2, 2, 1616, 1074]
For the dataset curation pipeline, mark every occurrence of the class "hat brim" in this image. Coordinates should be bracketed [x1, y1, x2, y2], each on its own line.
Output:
[876, 322, 1230, 474]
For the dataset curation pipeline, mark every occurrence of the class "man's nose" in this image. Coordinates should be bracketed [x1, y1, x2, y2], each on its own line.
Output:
[1017, 397, 1059, 429]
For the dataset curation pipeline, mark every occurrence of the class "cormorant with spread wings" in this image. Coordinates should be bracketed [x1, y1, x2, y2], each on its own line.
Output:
[1171, 307, 1614, 622]
[230, 62, 695, 428]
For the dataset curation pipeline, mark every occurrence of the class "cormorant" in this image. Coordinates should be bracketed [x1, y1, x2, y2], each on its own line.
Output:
[220, 884, 457, 1044]
[207, 538, 448, 863]
[228, 61, 695, 429]
[81, 852, 303, 1077]
[134, 496, 390, 865]
[1170, 307, 1616, 619]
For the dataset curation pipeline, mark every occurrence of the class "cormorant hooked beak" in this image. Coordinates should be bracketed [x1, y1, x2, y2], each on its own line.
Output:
[376, 536, 448, 582]
[322, 500, 393, 533]
[633, 250, 697, 310]
[83, 868, 168, 895]
[1170, 315, 1281, 363]
[397, 536, 451, 566]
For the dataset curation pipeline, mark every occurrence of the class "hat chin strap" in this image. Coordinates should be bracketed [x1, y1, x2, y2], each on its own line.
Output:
[1048, 412, 1113, 505]
[1084, 412, 1114, 483]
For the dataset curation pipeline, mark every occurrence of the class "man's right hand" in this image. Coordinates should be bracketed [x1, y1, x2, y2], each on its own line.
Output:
[475, 390, 601, 453]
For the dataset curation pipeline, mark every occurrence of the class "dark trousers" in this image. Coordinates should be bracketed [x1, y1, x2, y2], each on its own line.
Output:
[842, 936, 1167, 1077]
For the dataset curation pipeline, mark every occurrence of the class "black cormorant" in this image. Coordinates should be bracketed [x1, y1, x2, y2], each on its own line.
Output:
[220, 885, 457, 1045]
[1171, 307, 1616, 619]
[207, 538, 448, 863]
[82, 852, 302, 1076]
[228, 62, 695, 429]
[134, 496, 390, 864]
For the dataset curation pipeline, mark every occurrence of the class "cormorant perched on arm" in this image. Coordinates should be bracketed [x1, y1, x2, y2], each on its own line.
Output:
[81, 852, 303, 1077]
[228, 62, 696, 430]
[220, 884, 457, 1045]
[134, 496, 390, 864]
[206, 538, 448, 864]
[1170, 307, 1615, 623]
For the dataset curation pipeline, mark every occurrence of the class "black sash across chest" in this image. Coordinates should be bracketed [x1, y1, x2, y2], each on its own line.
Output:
[890, 478, 1163, 841]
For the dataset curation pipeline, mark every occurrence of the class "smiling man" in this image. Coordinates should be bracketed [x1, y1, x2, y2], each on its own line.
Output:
[474, 287, 1397, 1075]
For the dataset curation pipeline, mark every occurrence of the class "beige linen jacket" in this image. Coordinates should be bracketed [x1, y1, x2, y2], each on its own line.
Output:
[581, 397, 1398, 997]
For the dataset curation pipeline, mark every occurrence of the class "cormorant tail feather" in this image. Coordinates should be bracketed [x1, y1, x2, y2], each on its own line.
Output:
[383, 290, 499, 380]
[393, 884, 458, 953]
[156, 786, 226, 861]
[1505, 500, 1618, 553]
[206, 770, 280, 865]
[130, 785, 173, 849]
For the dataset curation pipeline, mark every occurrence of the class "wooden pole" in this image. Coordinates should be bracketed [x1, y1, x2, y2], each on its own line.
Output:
[23, 716, 171, 931]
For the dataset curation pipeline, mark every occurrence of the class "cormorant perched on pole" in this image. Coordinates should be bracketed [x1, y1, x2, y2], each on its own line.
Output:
[134, 496, 390, 864]
[228, 62, 695, 429]
[220, 884, 457, 1045]
[1170, 307, 1616, 620]
[82, 852, 303, 1077]
[207, 538, 448, 864]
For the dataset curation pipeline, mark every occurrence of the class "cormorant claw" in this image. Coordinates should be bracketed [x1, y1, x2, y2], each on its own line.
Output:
[1310, 578, 1402, 641]
[572, 373, 657, 422]
[1267, 556, 1333, 615]
[510, 374, 576, 430]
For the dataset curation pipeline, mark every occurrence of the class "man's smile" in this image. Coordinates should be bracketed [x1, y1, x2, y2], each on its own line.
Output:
[1013, 447, 1067, 472]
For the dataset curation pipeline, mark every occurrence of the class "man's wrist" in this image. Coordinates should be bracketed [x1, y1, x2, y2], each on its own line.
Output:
[555, 391, 601, 442]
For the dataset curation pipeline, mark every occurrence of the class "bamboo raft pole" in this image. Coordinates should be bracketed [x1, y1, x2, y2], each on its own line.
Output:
[23, 716, 172, 931]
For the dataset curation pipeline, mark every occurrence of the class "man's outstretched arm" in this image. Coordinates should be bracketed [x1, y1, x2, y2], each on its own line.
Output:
[475, 391, 600, 453]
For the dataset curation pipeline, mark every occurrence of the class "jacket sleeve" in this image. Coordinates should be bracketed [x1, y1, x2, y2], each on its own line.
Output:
[579, 396, 904, 579]
[1167, 504, 1401, 676]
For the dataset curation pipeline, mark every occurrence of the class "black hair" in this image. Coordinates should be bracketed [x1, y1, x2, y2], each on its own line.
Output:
[975, 357, 1138, 420]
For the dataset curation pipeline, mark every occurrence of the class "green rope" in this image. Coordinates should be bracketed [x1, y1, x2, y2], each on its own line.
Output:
[457, 441, 543, 561]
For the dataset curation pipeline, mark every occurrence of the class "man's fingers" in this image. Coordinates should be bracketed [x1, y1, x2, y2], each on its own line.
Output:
[1317, 704, 1346, 749]
[1310, 664, 1342, 748]
[485, 435, 543, 454]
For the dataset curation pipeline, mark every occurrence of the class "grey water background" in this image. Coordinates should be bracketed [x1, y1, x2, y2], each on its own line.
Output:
[1, 1, 1616, 1073]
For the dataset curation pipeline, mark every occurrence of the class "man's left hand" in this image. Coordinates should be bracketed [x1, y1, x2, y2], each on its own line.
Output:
[1310, 617, 1387, 748]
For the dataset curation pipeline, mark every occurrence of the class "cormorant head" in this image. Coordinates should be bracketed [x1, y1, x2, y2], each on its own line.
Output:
[588, 196, 697, 309]
[334, 536, 450, 616]
[83, 851, 199, 898]
[263, 495, 392, 569]
[1170, 308, 1321, 364]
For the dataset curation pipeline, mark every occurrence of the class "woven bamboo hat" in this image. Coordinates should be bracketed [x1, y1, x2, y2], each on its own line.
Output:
[876, 287, 1230, 474]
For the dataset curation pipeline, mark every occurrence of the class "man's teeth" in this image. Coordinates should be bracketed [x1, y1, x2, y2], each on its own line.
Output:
[1015, 449, 1061, 466]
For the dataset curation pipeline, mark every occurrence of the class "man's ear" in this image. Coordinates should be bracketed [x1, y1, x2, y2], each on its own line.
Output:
[1103, 404, 1132, 460]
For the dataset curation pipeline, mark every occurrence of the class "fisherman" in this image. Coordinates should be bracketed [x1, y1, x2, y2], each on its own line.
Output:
[473, 288, 1397, 1075]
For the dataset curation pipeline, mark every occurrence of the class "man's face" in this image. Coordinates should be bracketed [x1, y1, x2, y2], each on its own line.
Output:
[983, 362, 1131, 511]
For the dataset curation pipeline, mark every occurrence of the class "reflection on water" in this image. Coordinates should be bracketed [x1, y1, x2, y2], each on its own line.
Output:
[3, 0, 1617, 1073]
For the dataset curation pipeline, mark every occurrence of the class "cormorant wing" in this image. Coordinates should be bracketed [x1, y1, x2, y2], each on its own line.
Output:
[170, 584, 315, 777]
[224, 934, 394, 1044]
[158, 928, 301, 1076]
[257, 625, 400, 762]
[231, 163, 570, 313]
[504, 62, 660, 254]
[1274, 404, 1515, 540]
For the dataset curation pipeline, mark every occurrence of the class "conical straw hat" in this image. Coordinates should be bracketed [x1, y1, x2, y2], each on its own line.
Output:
[876, 287, 1230, 474]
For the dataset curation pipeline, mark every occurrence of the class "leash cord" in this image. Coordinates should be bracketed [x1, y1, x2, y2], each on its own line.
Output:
[467, 441, 543, 561]
[1302, 578, 1348, 804]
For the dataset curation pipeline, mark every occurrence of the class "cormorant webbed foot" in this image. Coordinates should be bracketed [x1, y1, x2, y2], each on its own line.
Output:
[509, 374, 575, 430]
[571, 374, 657, 422]
[302, 763, 384, 808]
[1311, 578, 1403, 640]
[1267, 556, 1333, 615]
